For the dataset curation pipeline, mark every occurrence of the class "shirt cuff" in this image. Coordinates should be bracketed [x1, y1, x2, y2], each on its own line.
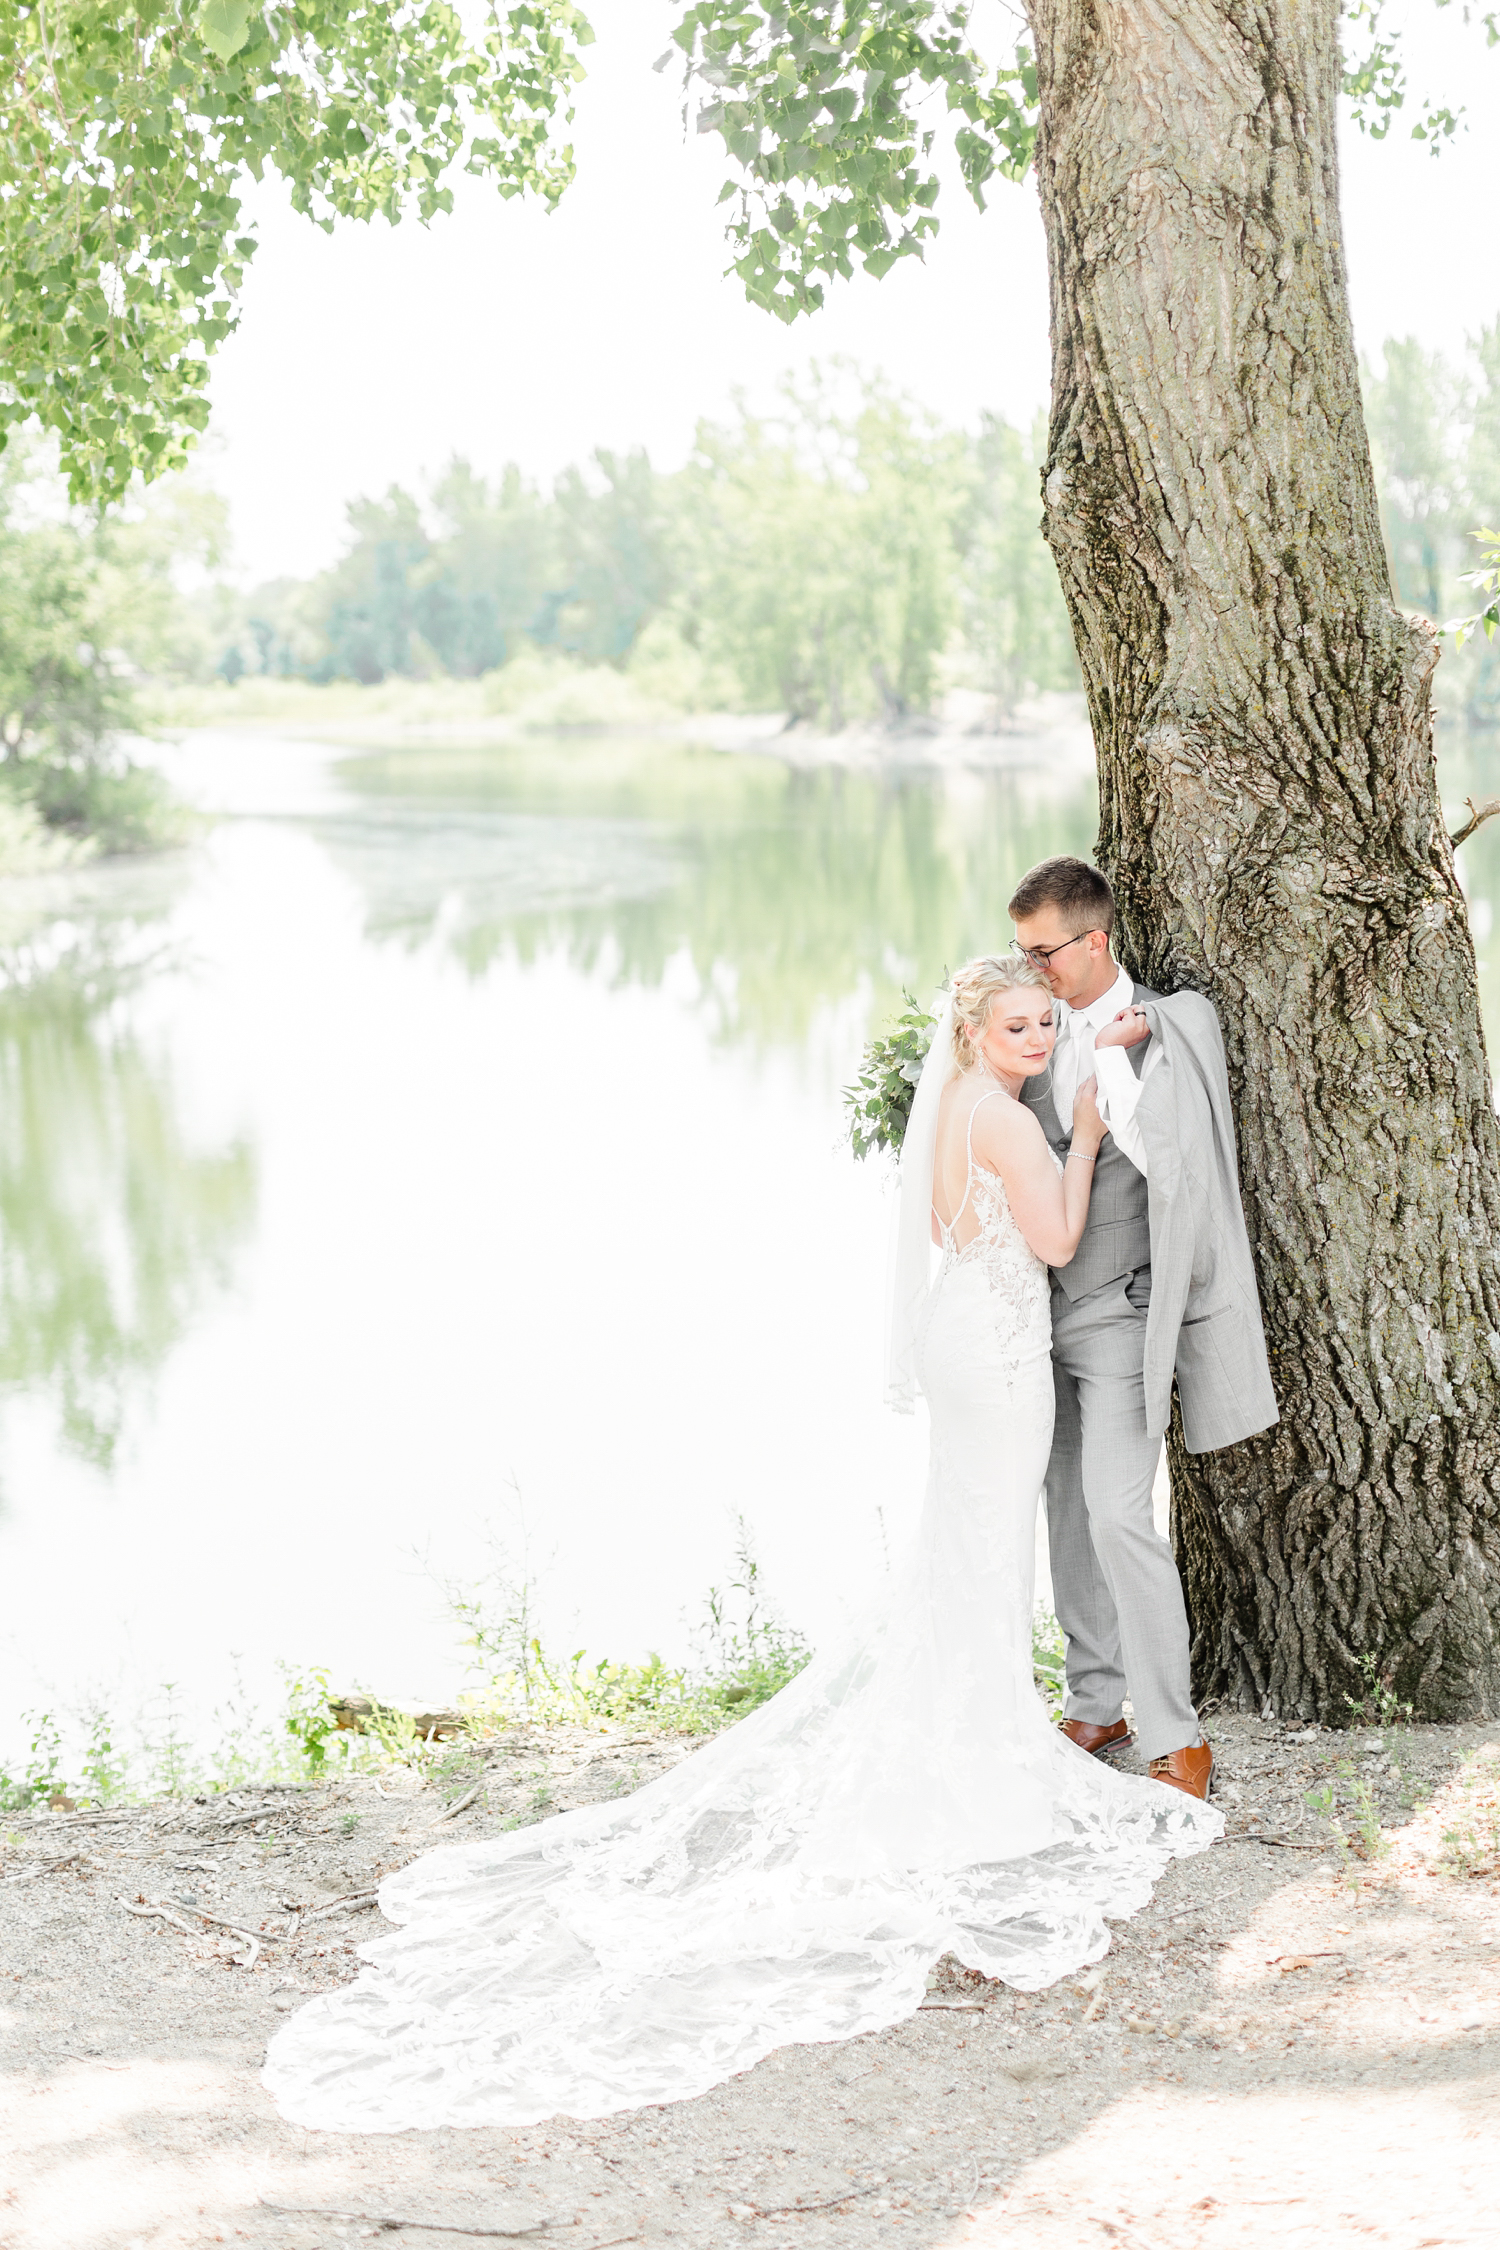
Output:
[1091, 1041, 1139, 1122]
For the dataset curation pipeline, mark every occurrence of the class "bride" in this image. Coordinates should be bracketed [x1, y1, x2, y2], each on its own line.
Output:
[264, 955, 1221, 2133]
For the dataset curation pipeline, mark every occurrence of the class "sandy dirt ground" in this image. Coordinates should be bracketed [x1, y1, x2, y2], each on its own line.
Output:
[3, 1711, 1499, 2250]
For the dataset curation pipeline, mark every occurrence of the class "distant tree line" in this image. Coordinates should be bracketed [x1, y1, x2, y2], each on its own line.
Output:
[4, 340, 1500, 855]
[229, 447, 672, 687]
[217, 375, 1081, 725]
[208, 340, 1500, 731]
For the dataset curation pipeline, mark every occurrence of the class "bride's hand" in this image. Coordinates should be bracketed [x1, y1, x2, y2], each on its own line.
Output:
[1071, 1074, 1107, 1158]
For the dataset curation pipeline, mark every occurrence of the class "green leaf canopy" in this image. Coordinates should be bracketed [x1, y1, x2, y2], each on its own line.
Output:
[0, 1, 593, 500]
[1, 0, 1480, 503]
[669, 1, 1036, 323]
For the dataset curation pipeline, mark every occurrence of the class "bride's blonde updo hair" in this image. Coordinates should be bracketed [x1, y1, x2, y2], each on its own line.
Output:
[949, 954, 1052, 1071]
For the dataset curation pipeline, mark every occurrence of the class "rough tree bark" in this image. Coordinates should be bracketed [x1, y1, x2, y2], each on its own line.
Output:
[1027, 0, 1500, 1718]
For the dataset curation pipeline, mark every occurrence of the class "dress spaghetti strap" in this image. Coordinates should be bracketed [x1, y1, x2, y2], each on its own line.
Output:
[935, 1089, 1005, 1245]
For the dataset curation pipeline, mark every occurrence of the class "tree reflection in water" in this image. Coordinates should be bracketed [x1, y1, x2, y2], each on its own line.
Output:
[0, 902, 256, 1470]
[317, 735, 1101, 1045]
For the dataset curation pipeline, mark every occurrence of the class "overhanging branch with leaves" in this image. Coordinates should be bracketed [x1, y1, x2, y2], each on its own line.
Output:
[666, 1, 1035, 323]
[0, 0, 593, 501]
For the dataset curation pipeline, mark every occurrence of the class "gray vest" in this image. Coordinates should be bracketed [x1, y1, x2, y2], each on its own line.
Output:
[1021, 982, 1158, 1302]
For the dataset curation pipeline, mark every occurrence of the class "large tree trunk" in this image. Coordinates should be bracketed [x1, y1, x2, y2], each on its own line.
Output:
[1027, 0, 1500, 1718]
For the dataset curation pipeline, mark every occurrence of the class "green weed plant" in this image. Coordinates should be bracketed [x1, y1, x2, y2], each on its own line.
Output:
[1438, 1744, 1500, 1879]
[1305, 1759, 1389, 1872]
[1344, 1651, 1415, 1732]
[1031, 1607, 1067, 1721]
[452, 1520, 813, 1740]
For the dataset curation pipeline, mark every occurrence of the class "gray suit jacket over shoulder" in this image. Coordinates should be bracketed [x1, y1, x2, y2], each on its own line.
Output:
[1137, 991, 1278, 1454]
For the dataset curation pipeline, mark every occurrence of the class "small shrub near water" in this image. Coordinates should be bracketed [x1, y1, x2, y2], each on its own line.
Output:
[1, 1711, 70, 1812]
[465, 1620, 811, 1738]
[0, 796, 87, 876]
[15, 754, 188, 856]
[78, 1699, 130, 1806]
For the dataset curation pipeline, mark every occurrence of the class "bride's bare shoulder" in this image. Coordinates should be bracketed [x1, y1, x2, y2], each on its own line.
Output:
[936, 1080, 1046, 1156]
[969, 1091, 1047, 1161]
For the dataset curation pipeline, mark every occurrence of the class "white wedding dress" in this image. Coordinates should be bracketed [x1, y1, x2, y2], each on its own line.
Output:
[264, 1073, 1221, 2134]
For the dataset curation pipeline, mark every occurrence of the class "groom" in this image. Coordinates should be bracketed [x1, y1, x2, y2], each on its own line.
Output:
[1009, 855, 1276, 1800]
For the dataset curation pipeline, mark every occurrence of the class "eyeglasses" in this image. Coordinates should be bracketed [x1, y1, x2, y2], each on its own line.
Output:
[1011, 930, 1103, 969]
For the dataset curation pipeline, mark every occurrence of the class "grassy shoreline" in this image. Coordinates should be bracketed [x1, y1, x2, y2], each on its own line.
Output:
[2, 1601, 1071, 1820]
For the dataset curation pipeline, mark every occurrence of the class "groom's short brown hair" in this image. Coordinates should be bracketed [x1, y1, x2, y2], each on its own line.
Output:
[1008, 855, 1115, 940]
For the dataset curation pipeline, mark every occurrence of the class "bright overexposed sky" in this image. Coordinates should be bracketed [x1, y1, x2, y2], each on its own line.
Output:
[204, 0, 1500, 584]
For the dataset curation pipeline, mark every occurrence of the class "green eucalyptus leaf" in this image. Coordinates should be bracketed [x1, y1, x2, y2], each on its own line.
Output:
[844, 995, 940, 1160]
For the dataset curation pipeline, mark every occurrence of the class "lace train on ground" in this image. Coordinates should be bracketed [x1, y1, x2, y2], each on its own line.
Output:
[263, 1108, 1220, 2133]
[262, 1544, 1218, 2132]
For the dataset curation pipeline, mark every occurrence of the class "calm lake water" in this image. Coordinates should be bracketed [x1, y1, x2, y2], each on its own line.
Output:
[1, 716, 1496, 1766]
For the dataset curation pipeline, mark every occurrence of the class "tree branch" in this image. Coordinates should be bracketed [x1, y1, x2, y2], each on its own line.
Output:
[1449, 796, 1500, 850]
[257, 2204, 554, 2239]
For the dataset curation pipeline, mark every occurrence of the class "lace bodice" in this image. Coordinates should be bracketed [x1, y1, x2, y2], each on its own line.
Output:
[931, 1090, 1052, 1363]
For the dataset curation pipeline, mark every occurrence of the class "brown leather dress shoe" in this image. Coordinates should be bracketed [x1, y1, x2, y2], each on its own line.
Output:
[1059, 1717, 1134, 1757]
[1148, 1743, 1214, 1799]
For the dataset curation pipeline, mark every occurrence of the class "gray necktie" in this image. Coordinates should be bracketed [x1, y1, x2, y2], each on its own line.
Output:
[1053, 1009, 1083, 1123]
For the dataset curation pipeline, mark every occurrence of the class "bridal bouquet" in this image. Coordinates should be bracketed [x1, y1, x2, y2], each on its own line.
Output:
[844, 992, 939, 1160]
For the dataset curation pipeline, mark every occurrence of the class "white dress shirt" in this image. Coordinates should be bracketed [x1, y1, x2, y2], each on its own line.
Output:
[1051, 962, 1160, 1177]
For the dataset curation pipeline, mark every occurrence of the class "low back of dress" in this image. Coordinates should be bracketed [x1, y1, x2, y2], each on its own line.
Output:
[928, 1088, 1051, 1360]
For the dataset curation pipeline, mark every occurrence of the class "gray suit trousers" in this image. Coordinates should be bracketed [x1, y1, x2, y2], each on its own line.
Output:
[1045, 1267, 1200, 1761]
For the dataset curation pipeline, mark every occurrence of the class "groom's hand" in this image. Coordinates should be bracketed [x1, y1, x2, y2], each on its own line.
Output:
[1094, 1005, 1151, 1051]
